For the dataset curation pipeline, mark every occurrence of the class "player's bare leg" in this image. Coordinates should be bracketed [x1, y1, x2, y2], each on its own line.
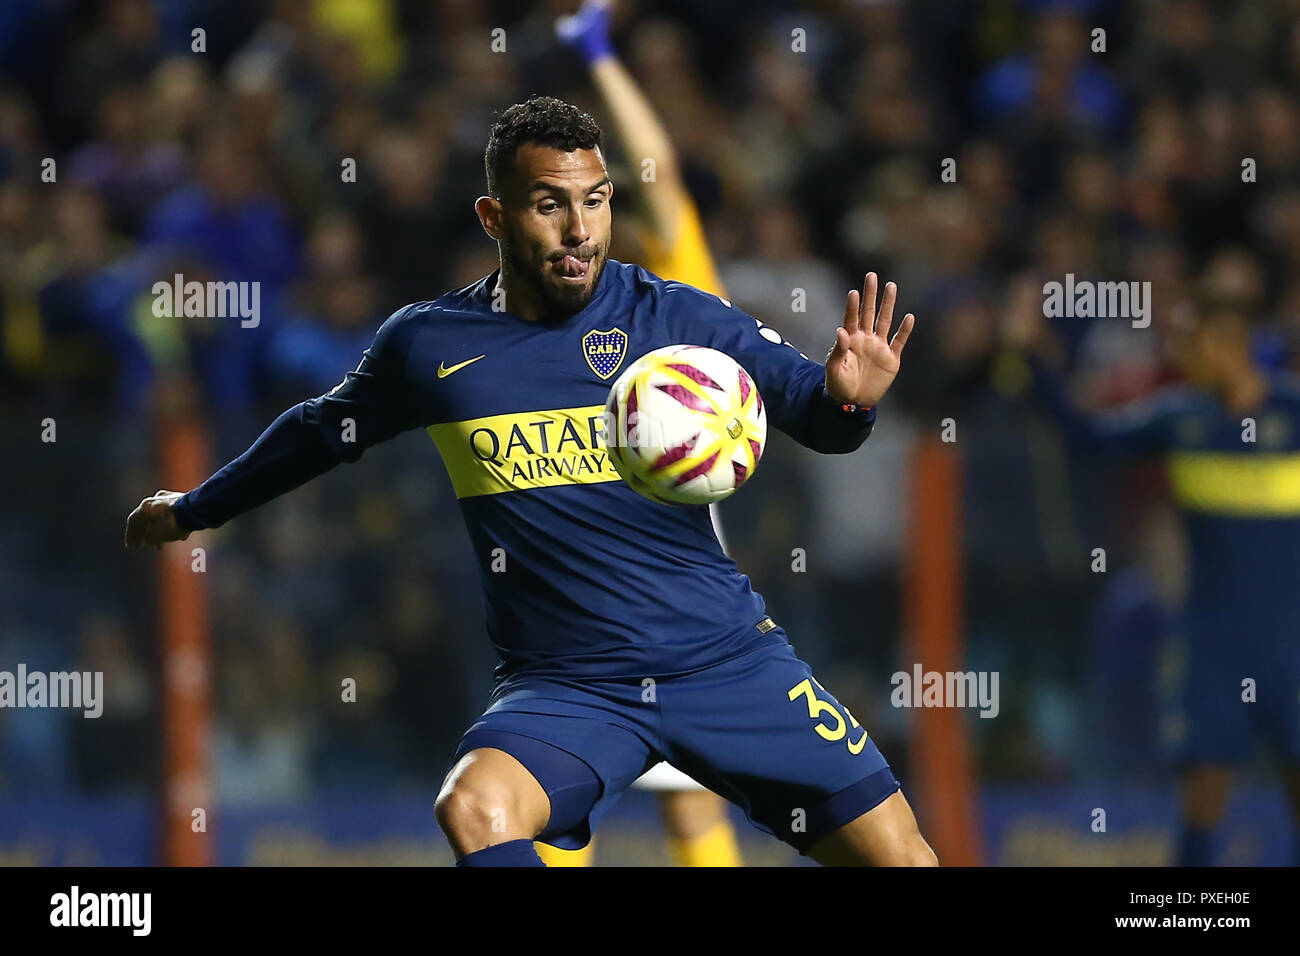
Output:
[806, 790, 938, 866]
[435, 748, 551, 858]
[656, 790, 743, 866]
[657, 790, 725, 840]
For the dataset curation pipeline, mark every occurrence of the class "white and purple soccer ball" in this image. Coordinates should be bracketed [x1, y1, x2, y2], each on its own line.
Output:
[603, 345, 767, 505]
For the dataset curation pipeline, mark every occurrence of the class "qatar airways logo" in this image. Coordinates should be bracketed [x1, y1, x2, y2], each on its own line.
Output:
[428, 407, 622, 494]
[468, 412, 608, 466]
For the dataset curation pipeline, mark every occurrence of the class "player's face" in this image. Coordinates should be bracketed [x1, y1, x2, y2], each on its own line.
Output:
[498, 144, 613, 317]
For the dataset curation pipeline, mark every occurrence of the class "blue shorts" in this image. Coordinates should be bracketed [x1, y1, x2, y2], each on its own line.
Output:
[1173, 624, 1300, 764]
[448, 632, 900, 853]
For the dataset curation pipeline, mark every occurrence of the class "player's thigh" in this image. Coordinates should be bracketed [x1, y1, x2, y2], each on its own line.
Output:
[447, 677, 660, 851]
[435, 746, 552, 854]
[806, 789, 938, 867]
[661, 638, 902, 854]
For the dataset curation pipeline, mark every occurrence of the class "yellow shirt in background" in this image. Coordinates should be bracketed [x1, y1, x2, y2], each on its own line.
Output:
[638, 197, 726, 298]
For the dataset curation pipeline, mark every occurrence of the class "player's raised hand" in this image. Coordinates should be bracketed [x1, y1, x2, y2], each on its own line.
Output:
[825, 273, 915, 408]
[555, 0, 615, 65]
[124, 490, 191, 550]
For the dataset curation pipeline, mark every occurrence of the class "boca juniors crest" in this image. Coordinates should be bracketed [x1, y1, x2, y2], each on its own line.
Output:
[582, 327, 628, 380]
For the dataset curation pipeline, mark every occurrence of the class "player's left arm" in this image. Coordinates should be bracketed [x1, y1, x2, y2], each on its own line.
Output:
[687, 272, 914, 454]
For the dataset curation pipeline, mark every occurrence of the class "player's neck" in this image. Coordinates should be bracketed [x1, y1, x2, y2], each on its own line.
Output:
[494, 266, 548, 323]
[494, 263, 603, 324]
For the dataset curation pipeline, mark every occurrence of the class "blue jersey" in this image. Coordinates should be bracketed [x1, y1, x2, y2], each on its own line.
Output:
[173, 260, 876, 680]
[1032, 362, 1300, 641]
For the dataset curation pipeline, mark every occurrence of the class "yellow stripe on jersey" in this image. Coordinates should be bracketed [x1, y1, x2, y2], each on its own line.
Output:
[1167, 451, 1300, 516]
[639, 197, 726, 297]
[427, 405, 620, 498]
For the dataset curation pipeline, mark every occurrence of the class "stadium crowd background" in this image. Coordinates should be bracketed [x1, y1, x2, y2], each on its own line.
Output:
[2, 0, 1298, 862]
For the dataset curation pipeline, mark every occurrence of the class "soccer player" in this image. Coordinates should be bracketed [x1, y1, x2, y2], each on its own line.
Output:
[125, 96, 931, 867]
[1004, 290, 1300, 867]
[543, 0, 743, 868]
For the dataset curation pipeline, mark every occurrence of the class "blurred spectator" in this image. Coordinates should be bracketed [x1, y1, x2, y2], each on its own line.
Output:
[267, 210, 380, 397]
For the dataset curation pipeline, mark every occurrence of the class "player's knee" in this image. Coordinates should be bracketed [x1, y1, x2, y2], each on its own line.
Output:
[435, 777, 534, 850]
[898, 834, 939, 867]
[863, 791, 938, 866]
[866, 823, 939, 867]
[810, 800, 940, 866]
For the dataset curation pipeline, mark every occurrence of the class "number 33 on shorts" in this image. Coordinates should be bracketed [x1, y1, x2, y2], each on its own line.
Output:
[788, 677, 870, 754]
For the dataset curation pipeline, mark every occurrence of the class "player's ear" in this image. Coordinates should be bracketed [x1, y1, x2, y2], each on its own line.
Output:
[475, 195, 505, 240]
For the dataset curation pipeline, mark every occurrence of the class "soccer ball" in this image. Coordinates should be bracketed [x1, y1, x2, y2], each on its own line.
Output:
[603, 345, 767, 505]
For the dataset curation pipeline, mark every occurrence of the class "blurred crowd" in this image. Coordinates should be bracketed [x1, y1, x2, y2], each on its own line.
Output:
[3, 0, 1300, 802]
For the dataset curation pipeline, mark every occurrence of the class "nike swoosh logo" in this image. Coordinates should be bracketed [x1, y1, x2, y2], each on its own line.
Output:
[437, 355, 486, 378]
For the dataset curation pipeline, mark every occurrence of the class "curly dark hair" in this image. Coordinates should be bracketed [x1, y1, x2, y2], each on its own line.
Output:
[484, 95, 604, 197]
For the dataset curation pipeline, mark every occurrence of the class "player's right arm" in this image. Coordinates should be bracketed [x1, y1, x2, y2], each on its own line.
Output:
[124, 305, 424, 548]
